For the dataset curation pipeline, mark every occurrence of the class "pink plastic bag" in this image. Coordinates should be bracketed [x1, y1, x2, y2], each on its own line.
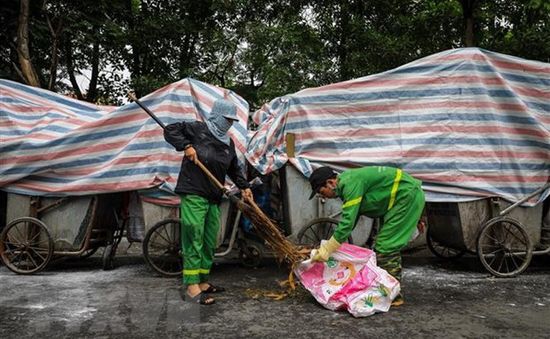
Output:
[294, 242, 400, 317]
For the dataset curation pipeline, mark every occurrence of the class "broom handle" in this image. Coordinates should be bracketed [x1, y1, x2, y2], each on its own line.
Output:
[197, 160, 263, 211]
[197, 160, 260, 210]
[196, 159, 260, 209]
[128, 92, 166, 129]
[194, 160, 225, 192]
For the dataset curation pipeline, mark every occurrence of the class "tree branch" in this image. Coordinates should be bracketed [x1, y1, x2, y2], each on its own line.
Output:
[63, 36, 83, 100]
[16, 0, 41, 87]
[46, 14, 64, 91]
[11, 61, 27, 83]
[86, 33, 100, 102]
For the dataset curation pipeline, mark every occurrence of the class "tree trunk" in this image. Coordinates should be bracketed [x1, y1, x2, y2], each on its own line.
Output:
[178, 34, 192, 78]
[460, 0, 477, 47]
[63, 36, 84, 100]
[126, 0, 142, 94]
[16, 0, 41, 87]
[47, 16, 64, 91]
[338, 1, 350, 81]
[465, 16, 474, 47]
[86, 33, 100, 102]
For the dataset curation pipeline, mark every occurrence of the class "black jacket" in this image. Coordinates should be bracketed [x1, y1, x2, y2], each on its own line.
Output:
[164, 121, 249, 203]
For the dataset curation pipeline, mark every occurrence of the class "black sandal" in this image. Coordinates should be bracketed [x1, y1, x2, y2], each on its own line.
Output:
[203, 284, 226, 294]
[178, 287, 215, 305]
[187, 291, 215, 305]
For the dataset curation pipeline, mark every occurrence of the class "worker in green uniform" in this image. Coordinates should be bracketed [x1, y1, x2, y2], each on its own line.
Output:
[308, 165, 425, 306]
[164, 99, 253, 305]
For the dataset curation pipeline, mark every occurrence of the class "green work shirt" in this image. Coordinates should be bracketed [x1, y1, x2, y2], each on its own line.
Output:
[333, 166, 421, 243]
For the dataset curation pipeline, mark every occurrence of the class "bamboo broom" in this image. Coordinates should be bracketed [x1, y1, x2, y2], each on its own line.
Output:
[128, 93, 307, 266]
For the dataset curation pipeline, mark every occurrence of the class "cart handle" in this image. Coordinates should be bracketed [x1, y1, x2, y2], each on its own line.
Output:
[499, 182, 550, 216]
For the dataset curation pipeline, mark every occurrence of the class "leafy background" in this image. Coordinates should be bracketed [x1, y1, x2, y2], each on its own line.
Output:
[1, 0, 548, 108]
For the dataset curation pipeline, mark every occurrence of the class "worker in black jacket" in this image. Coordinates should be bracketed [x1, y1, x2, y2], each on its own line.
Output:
[164, 98, 252, 305]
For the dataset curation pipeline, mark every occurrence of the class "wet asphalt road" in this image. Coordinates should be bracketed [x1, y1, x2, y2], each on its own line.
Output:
[0, 249, 549, 339]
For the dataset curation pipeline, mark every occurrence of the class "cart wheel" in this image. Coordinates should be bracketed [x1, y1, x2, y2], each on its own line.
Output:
[477, 217, 533, 278]
[0, 217, 53, 274]
[426, 227, 465, 259]
[102, 244, 115, 270]
[143, 218, 182, 277]
[297, 217, 353, 247]
[239, 243, 263, 268]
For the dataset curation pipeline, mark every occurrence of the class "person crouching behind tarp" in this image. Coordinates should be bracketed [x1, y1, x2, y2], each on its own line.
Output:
[164, 99, 253, 305]
[308, 165, 425, 307]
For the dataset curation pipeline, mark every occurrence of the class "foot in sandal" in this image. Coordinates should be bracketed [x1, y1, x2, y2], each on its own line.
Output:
[200, 283, 226, 294]
[179, 285, 215, 305]
[187, 291, 215, 305]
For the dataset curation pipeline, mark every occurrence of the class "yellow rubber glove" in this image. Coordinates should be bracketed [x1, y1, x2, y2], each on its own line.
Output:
[311, 236, 341, 262]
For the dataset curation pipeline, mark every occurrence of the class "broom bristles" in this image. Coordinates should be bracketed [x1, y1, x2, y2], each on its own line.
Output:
[235, 199, 307, 266]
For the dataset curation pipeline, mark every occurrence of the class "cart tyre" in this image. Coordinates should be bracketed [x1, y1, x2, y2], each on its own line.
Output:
[143, 218, 182, 277]
[296, 217, 353, 247]
[477, 217, 533, 278]
[426, 227, 466, 259]
[0, 217, 53, 274]
[239, 243, 263, 268]
[102, 244, 115, 270]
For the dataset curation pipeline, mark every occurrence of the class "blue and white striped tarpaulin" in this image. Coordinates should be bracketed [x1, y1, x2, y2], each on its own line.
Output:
[0, 78, 249, 206]
[245, 48, 550, 205]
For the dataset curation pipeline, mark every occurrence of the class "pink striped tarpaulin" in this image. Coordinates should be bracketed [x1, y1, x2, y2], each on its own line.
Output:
[0, 78, 249, 206]
[245, 48, 550, 205]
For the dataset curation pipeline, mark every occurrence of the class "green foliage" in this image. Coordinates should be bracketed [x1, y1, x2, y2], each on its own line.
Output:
[478, 0, 550, 62]
[0, 0, 548, 107]
[0, 0, 20, 80]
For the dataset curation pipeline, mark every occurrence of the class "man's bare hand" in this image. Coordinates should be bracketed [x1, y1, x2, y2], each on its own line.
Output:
[184, 146, 198, 164]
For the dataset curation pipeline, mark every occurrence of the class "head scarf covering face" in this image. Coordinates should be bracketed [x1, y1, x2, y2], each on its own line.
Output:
[205, 99, 238, 145]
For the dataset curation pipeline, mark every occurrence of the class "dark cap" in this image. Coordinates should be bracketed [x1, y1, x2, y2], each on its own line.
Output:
[308, 166, 337, 199]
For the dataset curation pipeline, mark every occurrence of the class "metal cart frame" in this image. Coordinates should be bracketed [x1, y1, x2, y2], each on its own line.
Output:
[427, 183, 550, 277]
[0, 194, 126, 274]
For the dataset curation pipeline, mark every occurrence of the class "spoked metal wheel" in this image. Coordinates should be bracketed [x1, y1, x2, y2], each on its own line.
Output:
[297, 217, 352, 247]
[477, 217, 533, 277]
[426, 227, 465, 259]
[143, 218, 182, 277]
[0, 217, 54, 274]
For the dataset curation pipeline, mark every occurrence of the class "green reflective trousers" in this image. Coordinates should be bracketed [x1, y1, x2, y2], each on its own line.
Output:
[180, 194, 220, 285]
[375, 185, 425, 293]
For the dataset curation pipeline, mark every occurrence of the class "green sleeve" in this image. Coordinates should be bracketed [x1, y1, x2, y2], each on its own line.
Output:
[333, 179, 365, 243]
